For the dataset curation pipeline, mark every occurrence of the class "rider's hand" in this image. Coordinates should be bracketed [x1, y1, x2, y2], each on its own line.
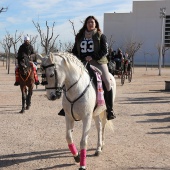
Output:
[85, 56, 92, 62]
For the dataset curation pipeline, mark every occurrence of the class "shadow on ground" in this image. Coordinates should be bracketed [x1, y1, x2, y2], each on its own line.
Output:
[0, 149, 73, 169]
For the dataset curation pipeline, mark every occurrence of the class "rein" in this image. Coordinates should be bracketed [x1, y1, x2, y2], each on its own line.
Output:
[63, 73, 82, 92]
[19, 69, 31, 82]
[64, 77, 92, 121]
[42, 64, 55, 69]
[42, 64, 56, 90]
[41, 62, 92, 121]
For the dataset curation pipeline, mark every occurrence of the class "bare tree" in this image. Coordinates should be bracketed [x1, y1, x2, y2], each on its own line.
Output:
[124, 40, 143, 69]
[62, 42, 74, 52]
[143, 52, 155, 71]
[28, 35, 38, 53]
[0, 41, 8, 67]
[4, 32, 13, 74]
[11, 30, 23, 65]
[28, 35, 38, 46]
[0, 7, 8, 13]
[155, 44, 170, 67]
[69, 20, 77, 37]
[107, 35, 116, 51]
[69, 19, 84, 37]
[32, 20, 59, 54]
[143, 52, 150, 71]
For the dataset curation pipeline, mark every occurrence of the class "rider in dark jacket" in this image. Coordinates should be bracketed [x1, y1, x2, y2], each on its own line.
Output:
[114, 48, 123, 70]
[14, 36, 40, 86]
[17, 39, 34, 64]
[58, 16, 116, 120]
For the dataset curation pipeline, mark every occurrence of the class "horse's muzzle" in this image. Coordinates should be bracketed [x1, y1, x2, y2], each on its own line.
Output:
[50, 91, 62, 100]
[50, 93, 57, 100]
[56, 91, 62, 99]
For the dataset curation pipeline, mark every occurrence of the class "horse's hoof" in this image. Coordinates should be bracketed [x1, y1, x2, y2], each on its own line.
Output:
[19, 110, 25, 113]
[26, 106, 30, 110]
[79, 168, 86, 170]
[101, 145, 104, 150]
[74, 153, 80, 163]
[94, 150, 102, 156]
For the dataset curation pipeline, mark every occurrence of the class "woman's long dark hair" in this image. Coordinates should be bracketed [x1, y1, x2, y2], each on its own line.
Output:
[76, 16, 101, 40]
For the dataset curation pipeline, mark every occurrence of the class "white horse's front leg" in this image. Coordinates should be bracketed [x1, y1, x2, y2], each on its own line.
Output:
[65, 116, 80, 163]
[93, 115, 103, 156]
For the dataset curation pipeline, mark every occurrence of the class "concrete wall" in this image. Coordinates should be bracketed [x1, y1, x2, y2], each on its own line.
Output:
[104, 0, 170, 66]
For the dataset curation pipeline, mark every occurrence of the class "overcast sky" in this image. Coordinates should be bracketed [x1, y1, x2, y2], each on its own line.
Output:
[0, 0, 138, 52]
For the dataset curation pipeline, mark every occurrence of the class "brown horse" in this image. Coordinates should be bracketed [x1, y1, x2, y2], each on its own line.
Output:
[18, 56, 35, 113]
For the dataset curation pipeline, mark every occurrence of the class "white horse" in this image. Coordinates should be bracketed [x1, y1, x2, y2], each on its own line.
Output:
[37, 52, 116, 170]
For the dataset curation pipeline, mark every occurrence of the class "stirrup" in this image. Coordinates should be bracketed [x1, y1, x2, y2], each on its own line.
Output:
[35, 81, 40, 85]
[58, 108, 65, 116]
[107, 110, 116, 120]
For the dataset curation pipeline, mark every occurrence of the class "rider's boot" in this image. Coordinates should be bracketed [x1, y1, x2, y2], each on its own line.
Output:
[14, 67, 20, 86]
[33, 65, 40, 85]
[58, 108, 65, 116]
[104, 88, 116, 120]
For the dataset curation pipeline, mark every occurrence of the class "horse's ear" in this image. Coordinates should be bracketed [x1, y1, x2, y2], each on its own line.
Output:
[49, 52, 54, 63]
[37, 54, 44, 61]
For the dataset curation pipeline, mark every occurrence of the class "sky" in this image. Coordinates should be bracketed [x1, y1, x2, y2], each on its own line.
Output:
[0, 0, 137, 52]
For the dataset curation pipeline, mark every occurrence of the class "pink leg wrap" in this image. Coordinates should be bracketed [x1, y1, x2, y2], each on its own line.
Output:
[68, 143, 78, 156]
[80, 149, 86, 167]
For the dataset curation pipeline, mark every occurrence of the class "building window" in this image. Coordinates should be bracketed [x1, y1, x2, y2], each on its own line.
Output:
[164, 16, 170, 47]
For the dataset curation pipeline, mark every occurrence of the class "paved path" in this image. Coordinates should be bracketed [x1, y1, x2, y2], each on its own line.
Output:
[0, 63, 170, 170]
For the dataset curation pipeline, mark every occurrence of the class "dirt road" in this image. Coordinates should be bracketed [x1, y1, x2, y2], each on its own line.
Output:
[0, 63, 170, 170]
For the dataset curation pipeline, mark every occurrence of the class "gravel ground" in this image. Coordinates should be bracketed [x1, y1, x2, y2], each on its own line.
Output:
[0, 62, 170, 170]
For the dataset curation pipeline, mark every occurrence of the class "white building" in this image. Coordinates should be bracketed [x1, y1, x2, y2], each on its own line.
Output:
[104, 0, 170, 66]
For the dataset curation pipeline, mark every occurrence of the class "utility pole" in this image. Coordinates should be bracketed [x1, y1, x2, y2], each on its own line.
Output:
[159, 7, 166, 76]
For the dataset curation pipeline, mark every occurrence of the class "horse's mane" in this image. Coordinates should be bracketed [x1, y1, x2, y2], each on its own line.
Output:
[19, 53, 30, 66]
[19, 54, 32, 76]
[53, 52, 86, 72]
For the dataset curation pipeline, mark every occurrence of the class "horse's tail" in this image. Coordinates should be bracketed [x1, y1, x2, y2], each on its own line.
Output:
[100, 111, 114, 132]
[110, 72, 116, 104]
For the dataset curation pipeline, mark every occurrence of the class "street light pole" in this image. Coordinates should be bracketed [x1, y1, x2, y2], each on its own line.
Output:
[159, 7, 166, 76]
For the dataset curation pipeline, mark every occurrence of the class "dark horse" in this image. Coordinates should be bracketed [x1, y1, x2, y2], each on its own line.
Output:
[18, 55, 35, 113]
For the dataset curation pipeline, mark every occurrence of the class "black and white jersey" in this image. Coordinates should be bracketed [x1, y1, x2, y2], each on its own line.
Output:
[72, 33, 108, 61]
[80, 38, 94, 59]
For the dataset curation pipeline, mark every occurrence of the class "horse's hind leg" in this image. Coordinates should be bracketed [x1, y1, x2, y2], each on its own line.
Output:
[93, 115, 103, 156]
[101, 111, 108, 149]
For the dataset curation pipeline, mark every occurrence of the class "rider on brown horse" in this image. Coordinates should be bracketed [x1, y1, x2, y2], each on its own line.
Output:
[14, 36, 40, 86]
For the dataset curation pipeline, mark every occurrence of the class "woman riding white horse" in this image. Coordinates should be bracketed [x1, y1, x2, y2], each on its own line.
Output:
[58, 16, 116, 120]
[37, 51, 116, 170]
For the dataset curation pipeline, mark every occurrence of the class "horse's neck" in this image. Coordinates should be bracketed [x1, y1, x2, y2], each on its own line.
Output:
[19, 66, 32, 76]
[64, 66, 90, 94]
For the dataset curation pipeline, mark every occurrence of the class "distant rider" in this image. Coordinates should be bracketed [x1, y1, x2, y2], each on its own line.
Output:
[14, 36, 40, 86]
[113, 48, 123, 70]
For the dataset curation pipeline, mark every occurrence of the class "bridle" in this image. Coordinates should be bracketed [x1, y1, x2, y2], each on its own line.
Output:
[41, 62, 92, 121]
[19, 59, 32, 80]
[41, 63, 63, 97]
